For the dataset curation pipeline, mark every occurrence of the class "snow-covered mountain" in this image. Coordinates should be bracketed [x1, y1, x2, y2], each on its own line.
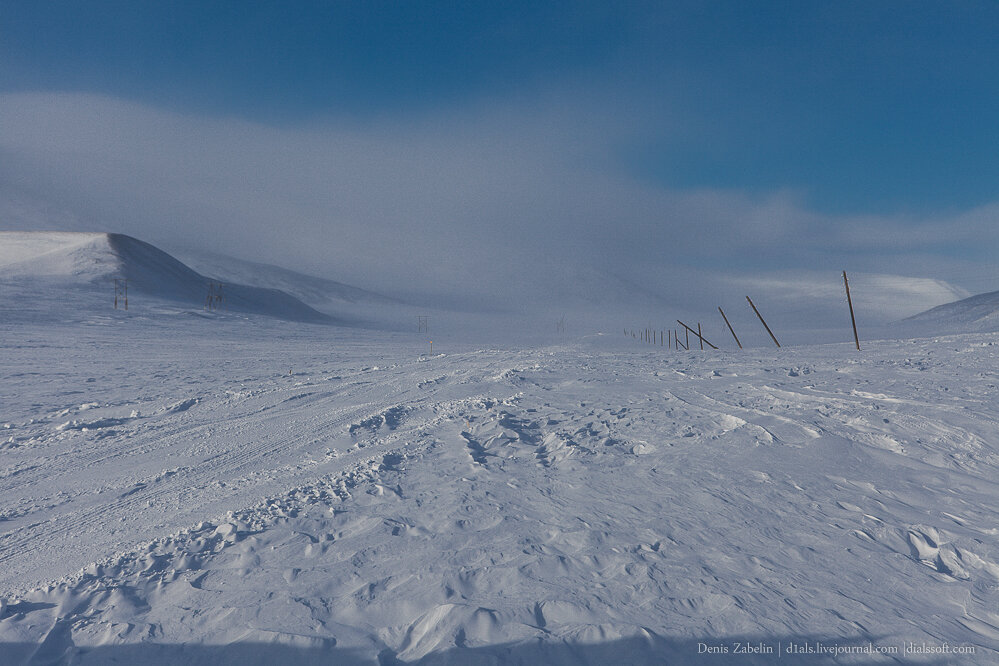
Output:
[0, 231, 330, 323]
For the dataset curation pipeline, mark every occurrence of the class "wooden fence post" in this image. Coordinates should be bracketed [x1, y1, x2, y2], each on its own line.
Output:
[843, 271, 860, 350]
[718, 306, 742, 349]
[746, 296, 780, 348]
[676, 320, 718, 350]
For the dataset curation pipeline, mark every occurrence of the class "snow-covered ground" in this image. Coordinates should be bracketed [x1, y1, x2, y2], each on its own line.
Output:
[2, 305, 998, 664]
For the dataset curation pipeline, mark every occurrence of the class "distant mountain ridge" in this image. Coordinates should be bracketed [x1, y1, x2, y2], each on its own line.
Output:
[0, 231, 330, 323]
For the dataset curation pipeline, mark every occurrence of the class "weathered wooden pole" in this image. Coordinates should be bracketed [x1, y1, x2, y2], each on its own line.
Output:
[676, 320, 718, 350]
[843, 270, 860, 350]
[746, 296, 780, 348]
[718, 306, 742, 349]
[698, 323, 704, 350]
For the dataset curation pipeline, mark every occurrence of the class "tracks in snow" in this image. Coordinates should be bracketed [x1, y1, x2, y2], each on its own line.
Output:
[3, 334, 999, 660]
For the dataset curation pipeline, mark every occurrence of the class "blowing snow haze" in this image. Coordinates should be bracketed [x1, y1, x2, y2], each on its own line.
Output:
[0, 3, 997, 332]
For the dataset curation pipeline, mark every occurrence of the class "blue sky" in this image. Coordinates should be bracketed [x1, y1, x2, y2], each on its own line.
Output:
[2, 1, 999, 313]
[4, 1, 997, 214]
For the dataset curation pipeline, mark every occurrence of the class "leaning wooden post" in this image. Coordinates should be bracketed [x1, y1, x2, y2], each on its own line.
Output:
[718, 306, 742, 349]
[677, 319, 718, 350]
[746, 296, 780, 348]
[843, 270, 860, 350]
[697, 323, 704, 350]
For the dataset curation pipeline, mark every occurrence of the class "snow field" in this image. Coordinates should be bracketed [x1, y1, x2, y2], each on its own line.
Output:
[1, 318, 999, 663]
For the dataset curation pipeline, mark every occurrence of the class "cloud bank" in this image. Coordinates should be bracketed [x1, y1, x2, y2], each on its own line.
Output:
[0, 92, 992, 332]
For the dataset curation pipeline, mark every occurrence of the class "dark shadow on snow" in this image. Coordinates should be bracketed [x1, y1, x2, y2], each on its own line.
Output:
[0, 632, 970, 665]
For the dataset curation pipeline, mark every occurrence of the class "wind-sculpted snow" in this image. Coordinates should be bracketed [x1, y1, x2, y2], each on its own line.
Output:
[1, 317, 998, 663]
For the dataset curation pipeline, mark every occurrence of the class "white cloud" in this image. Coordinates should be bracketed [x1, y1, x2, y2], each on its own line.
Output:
[0, 92, 994, 324]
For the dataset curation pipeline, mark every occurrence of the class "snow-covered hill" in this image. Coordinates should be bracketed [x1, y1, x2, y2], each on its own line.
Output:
[0, 231, 330, 323]
[173, 251, 395, 308]
[0, 231, 119, 280]
[898, 289, 999, 335]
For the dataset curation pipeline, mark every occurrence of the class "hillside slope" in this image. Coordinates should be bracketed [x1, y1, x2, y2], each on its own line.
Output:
[897, 289, 999, 335]
[0, 231, 330, 323]
[173, 250, 396, 310]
